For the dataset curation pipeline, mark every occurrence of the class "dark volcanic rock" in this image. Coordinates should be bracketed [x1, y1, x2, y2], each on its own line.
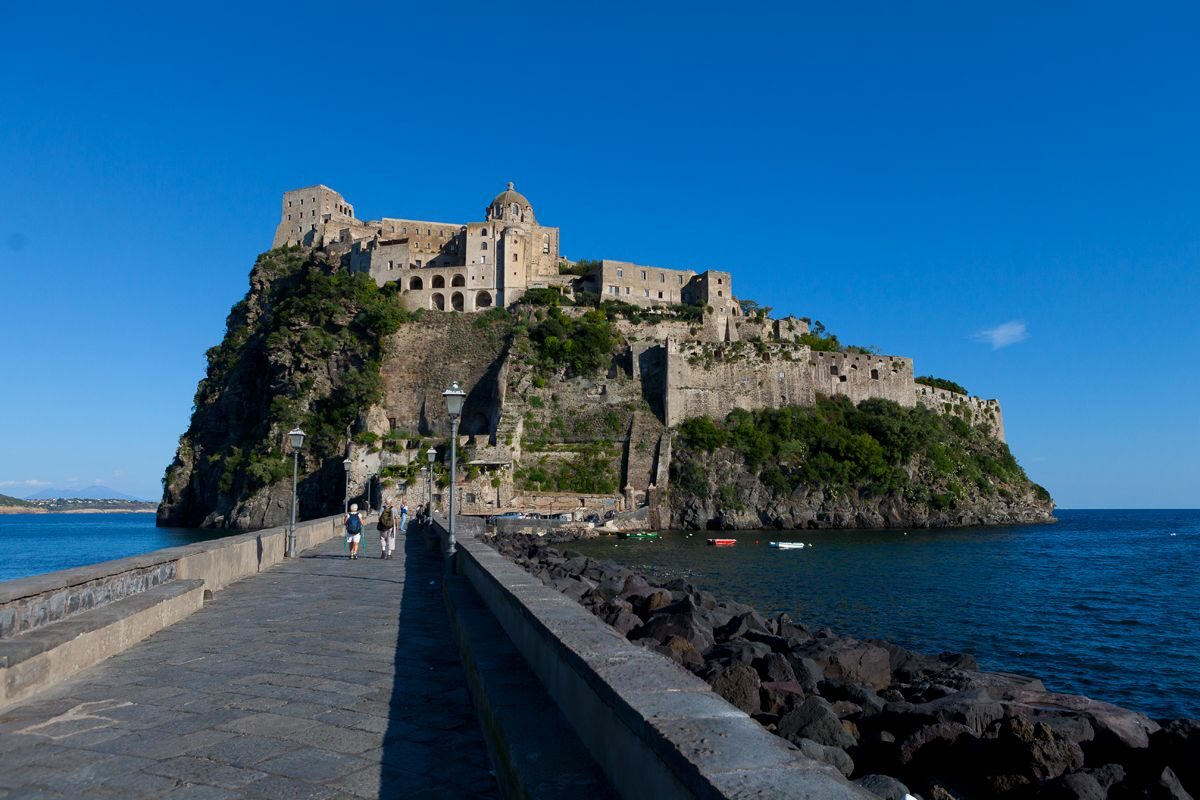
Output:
[793, 737, 854, 778]
[778, 696, 857, 749]
[710, 664, 761, 714]
[795, 638, 892, 691]
[854, 773, 912, 800]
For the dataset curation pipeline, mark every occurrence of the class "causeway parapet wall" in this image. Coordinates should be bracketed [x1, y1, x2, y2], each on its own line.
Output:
[431, 515, 871, 800]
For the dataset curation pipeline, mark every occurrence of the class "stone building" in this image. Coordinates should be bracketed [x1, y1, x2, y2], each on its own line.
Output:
[274, 183, 564, 312]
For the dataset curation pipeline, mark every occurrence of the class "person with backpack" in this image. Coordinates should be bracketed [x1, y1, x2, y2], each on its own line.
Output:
[377, 498, 397, 559]
[344, 503, 365, 559]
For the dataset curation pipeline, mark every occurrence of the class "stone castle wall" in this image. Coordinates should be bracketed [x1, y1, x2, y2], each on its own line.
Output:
[664, 339, 1003, 440]
[915, 385, 1005, 441]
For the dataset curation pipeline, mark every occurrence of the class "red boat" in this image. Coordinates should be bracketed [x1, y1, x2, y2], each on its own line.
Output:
[706, 538, 736, 547]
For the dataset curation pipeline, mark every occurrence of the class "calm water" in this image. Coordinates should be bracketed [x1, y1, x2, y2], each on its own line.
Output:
[0, 513, 224, 582]
[570, 510, 1200, 720]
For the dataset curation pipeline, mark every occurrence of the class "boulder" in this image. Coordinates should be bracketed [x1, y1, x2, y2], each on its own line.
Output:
[1151, 719, 1200, 796]
[991, 716, 1084, 781]
[754, 651, 797, 684]
[795, 638, 893, 691]
[853, 774, 912, 800]
[760, 681, 806, 715]
[1040, 771, 1107, 800]
[710, 664, 761, 714]
[1156, 767, 1195, 800]
[706, 639, 771, 667]
[785, 654, 825, 693]
[778, 696, 857, 749]
[793, 737, 854, 777]
[630, 605, 715, 654]
[908, 689, 1007, 736]
[898, 721, 974, 766]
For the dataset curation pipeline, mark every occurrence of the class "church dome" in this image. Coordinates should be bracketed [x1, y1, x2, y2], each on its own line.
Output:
[486, 182, 536, 223]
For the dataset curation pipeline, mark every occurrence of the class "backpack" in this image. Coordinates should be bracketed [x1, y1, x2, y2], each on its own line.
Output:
[347, 513, 363, 534]
[379, 507, 394, 528]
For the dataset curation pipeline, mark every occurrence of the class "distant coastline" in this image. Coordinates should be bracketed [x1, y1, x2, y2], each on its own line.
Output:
[0, 496, 157, 515]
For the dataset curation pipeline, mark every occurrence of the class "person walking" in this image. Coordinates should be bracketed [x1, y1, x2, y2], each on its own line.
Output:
[399, 499, 410, 535]
[344, 503, 365, 559]
[377, 497, 397, 559]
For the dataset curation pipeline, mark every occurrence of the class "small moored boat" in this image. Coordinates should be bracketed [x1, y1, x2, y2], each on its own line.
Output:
[617, 531, 660, 540]
[706, 538, 737, 547]
[769, 541, 806, 550]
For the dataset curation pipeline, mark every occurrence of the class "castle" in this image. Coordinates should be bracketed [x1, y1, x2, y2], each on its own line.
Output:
[273, 184, 1005, 450]
[273, 183, 741, 327]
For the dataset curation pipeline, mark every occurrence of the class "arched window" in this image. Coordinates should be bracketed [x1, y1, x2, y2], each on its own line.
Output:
[451, 274, 466, 287]
[511, 203, 519, 216]
[481, 228, 488, 236]
[542, 234, 549, 254]
[432, 293, 445, 311]
[480, 241, 488, 250]
[476, 291, 493, 308]
[408, 276, 423, 290]
[451, 292, 465, 312]
[432, 275, 446, 289]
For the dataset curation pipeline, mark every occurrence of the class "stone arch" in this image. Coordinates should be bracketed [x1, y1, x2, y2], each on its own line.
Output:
[408, 275, 423, 290]
[476, 291, 493, 308]
[431, 293, 445, 311]
[451, 274, 466, 287]
[432, 275, 446, 289]
[451, 292, 465, 312]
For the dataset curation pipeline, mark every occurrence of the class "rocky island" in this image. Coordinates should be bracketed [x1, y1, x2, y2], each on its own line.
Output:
[159, 183, 1052, 531]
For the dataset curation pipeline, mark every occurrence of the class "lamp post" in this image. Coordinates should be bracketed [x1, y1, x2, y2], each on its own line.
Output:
[442, 381, 467, 560]
[419, 467, 428, 516]
[342, 457, 352, 516]
[287, 427, 305, 558]
[426, 446, 437, 514]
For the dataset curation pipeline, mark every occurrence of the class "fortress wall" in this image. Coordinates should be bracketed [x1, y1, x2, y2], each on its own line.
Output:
[915, 385, 1006, 441]
[664, 341, 818, 427]
[809, 350, 916, 407]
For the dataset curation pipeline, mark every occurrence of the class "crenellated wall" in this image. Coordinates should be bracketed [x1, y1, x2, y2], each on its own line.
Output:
[915, 384, 1005, 441]
[664, 338, 1002, 439]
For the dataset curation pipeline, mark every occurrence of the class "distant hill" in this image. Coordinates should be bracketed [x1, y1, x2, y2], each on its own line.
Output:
[0, 493, 35, 508]
[25, 485, 146, 501]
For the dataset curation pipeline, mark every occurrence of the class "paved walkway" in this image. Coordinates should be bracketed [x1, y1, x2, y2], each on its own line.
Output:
[0, 529, 498, 799]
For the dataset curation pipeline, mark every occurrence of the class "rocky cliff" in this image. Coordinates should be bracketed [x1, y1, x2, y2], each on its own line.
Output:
[158, 247, 409, 528]
[667, 397, 1054, 530]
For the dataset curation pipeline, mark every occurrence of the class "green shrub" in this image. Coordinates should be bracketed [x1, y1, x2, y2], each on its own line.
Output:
[916, 375, 969, 395]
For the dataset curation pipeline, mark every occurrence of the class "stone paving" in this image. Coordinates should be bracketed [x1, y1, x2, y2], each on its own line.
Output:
[0, 529, 499, 799]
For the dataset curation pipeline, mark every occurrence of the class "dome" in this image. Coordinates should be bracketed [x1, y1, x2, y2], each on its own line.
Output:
[487, 182, 536, 223]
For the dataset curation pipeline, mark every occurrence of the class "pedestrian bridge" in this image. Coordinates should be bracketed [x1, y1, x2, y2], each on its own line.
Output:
[0, 514, 866, 799]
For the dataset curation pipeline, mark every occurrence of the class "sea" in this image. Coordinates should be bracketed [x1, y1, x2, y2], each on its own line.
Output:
[568, 509, 1200, 721]
[0, 513, 223, 583]
[1, 509, 1196, 720]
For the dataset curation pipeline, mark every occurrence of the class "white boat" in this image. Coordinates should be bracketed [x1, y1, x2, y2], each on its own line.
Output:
[768, 541, 805, 550]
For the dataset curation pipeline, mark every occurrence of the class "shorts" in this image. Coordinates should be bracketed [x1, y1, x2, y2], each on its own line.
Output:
[346, 533, 361, 544]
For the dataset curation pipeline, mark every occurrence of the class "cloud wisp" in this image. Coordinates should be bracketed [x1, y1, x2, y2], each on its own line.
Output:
[973, 320, 1029, 349]
[0, 479, 51, 490]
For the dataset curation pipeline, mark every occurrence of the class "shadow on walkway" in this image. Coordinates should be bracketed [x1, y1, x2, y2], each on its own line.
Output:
[377, 526, 498, 797]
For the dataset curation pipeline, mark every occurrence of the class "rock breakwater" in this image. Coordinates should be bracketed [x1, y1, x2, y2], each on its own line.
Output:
[488, 531, 1197, 800]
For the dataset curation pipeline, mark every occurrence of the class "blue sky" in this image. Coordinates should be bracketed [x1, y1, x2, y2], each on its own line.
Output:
[1, 2, 1197, 506]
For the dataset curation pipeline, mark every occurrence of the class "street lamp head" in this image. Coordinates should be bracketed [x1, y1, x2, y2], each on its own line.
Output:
[288, 428, 306, 450]
[442, 381, 467, 420]
[426, 446, 437, 465]
[342, 457, 352, 471]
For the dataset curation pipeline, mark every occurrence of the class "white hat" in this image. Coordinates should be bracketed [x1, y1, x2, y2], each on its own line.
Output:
[350, 503, 359, 512]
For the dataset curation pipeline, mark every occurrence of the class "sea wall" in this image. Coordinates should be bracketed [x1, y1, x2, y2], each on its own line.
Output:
[430, 515, 871, 799]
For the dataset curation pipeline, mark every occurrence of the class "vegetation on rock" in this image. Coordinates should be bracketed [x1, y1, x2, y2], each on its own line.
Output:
[672, 395, 1051, 527]
[915, 375, 969, 395]
[160, 247, 411, 527]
